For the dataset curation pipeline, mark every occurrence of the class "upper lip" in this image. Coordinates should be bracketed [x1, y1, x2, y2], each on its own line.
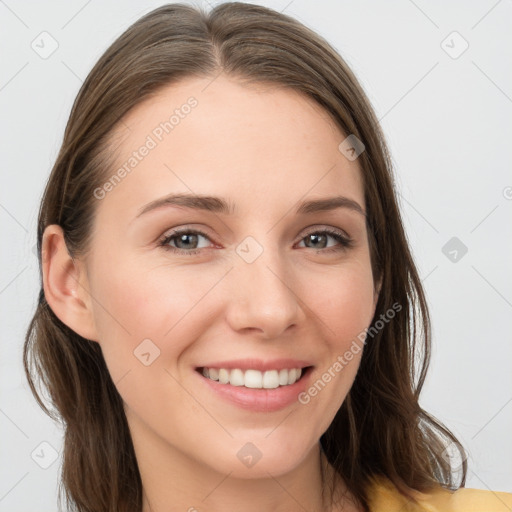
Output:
[196, 358, 314, 372]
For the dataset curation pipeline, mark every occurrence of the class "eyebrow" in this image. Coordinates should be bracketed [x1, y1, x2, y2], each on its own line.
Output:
[135, 193, 366, 219]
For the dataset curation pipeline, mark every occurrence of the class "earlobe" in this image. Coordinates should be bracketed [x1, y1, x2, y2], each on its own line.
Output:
[372, 276, 382, 315]
[41, 224, 99, 342]
[374, 277, 382, 302]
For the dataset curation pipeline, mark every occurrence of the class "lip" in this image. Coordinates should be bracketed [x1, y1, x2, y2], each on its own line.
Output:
[195, 365, 314, 413]
[194, 358, 313, 372]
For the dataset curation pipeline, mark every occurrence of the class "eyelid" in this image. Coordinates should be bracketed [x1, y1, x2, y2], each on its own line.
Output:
[158, 224, 351, 243]
[158, 227, 215, 251]
[158, 223, 354, 255]
[160, 225, 214, 241]
[300, 224, 351, 240]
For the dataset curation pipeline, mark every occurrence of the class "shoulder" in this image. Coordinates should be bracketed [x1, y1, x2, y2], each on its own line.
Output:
[366, 475, 512, 512]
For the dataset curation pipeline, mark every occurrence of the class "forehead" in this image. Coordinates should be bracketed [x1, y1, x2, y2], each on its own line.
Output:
[98, 75, 365, 223]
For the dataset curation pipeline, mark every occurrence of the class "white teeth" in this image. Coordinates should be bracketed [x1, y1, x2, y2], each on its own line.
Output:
[229, 369, 244, 386]
[218, 368, 230, 384]
[244, 369, 262, 389]
[201, 367, 304, 388]
[263, 370, 279, 389]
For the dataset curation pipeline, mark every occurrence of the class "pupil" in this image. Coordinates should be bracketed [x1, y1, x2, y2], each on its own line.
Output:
[308, 234, 326, 248]
[177, 234, 197, 249]
[174, 233, 328, 250]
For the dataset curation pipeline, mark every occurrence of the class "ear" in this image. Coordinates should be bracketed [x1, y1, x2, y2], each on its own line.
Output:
[372, 275, 382, 315]
[41, 224, 99, 342]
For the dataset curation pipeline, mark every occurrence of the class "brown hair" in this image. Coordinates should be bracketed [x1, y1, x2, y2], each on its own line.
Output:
[24, 2, 467, 511]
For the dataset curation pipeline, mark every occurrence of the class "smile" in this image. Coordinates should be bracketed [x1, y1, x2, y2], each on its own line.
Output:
[200, 367, 305, 389]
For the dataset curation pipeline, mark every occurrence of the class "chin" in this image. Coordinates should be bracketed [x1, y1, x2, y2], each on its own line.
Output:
[203, 436, 313, 480]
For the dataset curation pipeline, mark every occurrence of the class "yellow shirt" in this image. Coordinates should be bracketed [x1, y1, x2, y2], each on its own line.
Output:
[367, 476, 512, 511]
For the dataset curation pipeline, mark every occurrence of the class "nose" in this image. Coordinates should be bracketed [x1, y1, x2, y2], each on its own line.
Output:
[225, 246, 303, 339]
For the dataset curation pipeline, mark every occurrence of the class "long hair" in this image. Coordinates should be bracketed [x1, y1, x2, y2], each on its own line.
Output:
[23, 3, 467, 511]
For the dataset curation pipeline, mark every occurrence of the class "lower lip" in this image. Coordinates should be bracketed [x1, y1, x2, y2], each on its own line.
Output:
[196, 367, 313, 412]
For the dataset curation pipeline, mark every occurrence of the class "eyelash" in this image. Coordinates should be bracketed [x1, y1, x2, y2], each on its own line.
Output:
[158, 227, 354, 256]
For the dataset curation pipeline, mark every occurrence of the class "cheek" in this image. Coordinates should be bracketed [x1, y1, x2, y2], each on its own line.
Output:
[88, 259, 225, 370]
[306, 259, 376, 343]
[298, 261, 374, 417]
[87, 260, 216, 419]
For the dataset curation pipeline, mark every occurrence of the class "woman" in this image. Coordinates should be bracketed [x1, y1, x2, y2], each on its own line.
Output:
[24, 3, 512, 511]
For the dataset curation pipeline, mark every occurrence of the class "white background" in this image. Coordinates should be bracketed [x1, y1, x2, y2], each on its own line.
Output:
[1, 0, 511, 510]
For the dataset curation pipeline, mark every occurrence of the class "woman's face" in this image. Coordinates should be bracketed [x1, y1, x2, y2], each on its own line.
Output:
[68, 75, 379, 479]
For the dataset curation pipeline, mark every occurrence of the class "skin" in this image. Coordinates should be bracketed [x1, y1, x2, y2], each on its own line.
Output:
[43, 75, 381, 512]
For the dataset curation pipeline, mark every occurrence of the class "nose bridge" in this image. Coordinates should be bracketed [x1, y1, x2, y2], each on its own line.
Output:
[226, 233, 301, 337]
